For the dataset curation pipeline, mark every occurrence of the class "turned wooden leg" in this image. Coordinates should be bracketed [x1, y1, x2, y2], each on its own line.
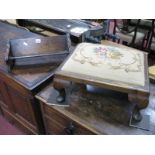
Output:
[53, 78, 71, 103]
[53, 78, 66, 103]
[131, 107, 142, 122]
[128, 91, 149, 109]
[128, 92, 149, 122]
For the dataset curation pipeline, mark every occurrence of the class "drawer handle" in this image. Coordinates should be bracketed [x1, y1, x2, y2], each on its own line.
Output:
[64, 122, 75, 135]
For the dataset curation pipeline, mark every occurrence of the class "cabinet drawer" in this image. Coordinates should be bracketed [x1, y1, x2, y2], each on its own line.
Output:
[42, 104, 95, 135]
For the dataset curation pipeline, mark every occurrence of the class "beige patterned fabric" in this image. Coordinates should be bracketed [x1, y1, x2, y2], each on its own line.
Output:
[62, 43, 145, 86]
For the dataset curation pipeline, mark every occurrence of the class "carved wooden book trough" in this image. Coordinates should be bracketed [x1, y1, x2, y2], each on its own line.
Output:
[53, 41, 150, 115]
[5, 34, 71, 72]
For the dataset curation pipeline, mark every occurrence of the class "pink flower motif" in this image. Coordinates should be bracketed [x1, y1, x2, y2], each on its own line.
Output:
[94, 47, 107, 56]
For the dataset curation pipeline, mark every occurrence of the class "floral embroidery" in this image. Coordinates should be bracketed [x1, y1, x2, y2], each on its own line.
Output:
[72, 44, 142, 73]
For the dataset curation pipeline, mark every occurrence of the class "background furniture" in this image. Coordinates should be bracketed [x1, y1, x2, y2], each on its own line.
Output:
[147, 20, 155, 54]
[129, 19, 155, 54]
[17, 19, 104, 43]
[112, 19, 148, 49]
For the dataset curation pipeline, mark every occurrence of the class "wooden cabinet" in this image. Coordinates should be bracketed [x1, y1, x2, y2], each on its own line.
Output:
[0, 74, 42, 134]
[0, 81, 16, 116]
[0, 81, 10, 109]
[36, 84, 99, 135]
[36, 82, 155, 135]
[0, 106, 2, 115]
[0, 81, 10, 114]
[7, 86, 36, 125]
[0, 21, 58, 134]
